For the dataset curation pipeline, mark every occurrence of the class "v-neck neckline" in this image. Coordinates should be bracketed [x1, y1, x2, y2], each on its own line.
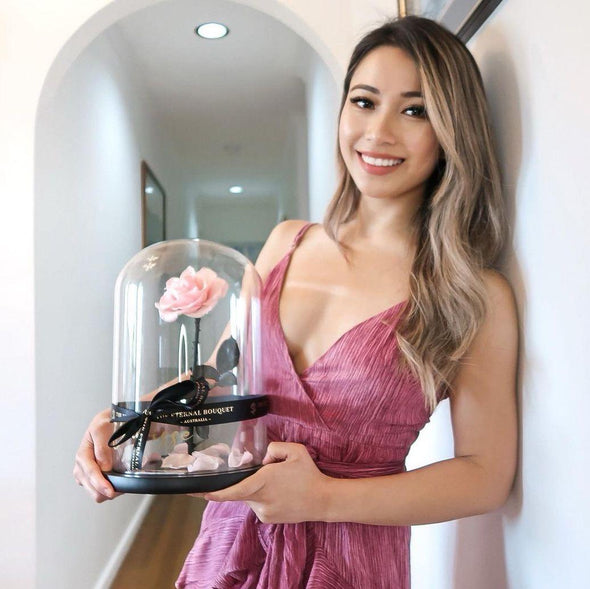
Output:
[277, 296, 406, 379]
[272, 224, 407, 379]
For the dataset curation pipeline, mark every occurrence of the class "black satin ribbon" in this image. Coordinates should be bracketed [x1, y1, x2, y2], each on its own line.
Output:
[108, 379, 270, 471]
[108, 378, 209, 470]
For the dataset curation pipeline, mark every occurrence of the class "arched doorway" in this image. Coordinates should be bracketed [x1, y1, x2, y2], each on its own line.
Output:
[34, 1, 339, 586]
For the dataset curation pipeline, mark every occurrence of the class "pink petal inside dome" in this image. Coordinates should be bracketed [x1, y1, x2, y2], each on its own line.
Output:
[188, 452, 224, 472]
[173, 442, 189, 454]
[161, 453, 196, 469]
[200, 443, 230, 458]
[228, 448, 254, 469]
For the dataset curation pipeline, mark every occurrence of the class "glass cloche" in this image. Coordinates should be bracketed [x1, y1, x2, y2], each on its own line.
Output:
[104, 239, 268, 494]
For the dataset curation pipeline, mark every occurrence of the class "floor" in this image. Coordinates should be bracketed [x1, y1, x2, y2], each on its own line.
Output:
[110, 495, 206, 589]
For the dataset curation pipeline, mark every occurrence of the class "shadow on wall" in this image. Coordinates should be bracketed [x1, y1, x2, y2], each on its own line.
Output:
[452, 29, 525, 589]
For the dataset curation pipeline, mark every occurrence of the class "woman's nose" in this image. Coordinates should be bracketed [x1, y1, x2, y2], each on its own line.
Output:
[365, 111, 398, 144]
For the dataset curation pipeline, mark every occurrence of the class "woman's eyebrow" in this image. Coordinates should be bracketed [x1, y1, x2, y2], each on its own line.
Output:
[350, 83, 380, 94]
[349, 84, 423, 98]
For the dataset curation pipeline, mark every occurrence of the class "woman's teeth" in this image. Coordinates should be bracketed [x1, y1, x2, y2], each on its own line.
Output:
[361, 154, 403, 167]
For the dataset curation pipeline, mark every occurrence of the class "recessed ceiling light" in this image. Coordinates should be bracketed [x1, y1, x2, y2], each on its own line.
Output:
[229, 186, 243, 194]
[195, 22, 229, 39]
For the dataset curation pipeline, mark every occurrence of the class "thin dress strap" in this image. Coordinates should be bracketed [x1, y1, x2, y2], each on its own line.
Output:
[289, 222, 316, 251]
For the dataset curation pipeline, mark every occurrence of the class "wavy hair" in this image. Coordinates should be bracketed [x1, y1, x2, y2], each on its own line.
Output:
[324, 16, 505, 411]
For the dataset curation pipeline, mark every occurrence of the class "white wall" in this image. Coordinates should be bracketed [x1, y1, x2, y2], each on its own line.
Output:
[279, 111, 310, 222]
[468, 1, 590, 587]
[304, 49, 340, 223]
[407, 2, 590, 588]
[34, 26, 181, 589]
[197, 197, 279, 245]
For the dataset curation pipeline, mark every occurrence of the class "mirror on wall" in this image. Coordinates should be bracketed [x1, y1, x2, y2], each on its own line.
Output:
[141, 160, 166, 247]
[415, 0, 504, 40]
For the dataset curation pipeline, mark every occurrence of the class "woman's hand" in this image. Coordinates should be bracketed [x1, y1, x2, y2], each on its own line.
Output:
[201, 442, 333, 524]
[73, 408, 122, 503]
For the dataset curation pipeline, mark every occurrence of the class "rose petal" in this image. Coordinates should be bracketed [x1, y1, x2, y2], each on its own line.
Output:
[179, 266, 197, 280]
[155, 305, 179, 322]
[187, 452, 224, 472]
[161, 453, 196, 469]
[228, 448, 254, 468]
[164, 276, 182, 291]
[200, 443, 230, 458]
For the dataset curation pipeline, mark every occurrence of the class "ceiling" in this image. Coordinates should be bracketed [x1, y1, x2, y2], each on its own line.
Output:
[114, 0, 312, 201]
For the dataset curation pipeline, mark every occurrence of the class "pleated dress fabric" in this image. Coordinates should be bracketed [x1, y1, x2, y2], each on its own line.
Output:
[176, 223, 435, 589]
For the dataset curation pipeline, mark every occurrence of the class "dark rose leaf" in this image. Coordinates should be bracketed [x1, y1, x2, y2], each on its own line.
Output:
[216, 337, 240, 373]
[218, 372, 238, 387]
[193, 364, 220, 381]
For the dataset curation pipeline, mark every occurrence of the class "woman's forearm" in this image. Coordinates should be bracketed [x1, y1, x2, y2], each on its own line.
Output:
[321, 456, 512, 526]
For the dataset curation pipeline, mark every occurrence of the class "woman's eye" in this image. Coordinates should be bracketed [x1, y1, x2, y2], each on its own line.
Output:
[404, 105, 427, 118]
[350, 96, 374, 109]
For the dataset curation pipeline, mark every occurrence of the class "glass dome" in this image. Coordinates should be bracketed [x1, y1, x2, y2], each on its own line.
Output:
[104, 239, 268, 494]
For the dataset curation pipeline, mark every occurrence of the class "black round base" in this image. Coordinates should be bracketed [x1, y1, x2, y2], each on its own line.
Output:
[104, 466, 260, 494]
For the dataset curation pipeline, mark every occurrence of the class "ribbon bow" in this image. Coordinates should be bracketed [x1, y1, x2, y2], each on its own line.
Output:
[108, 377, 209, 470]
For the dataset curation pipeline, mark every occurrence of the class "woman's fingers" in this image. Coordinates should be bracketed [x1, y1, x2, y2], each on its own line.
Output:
[74, 410, 121, 502]
[74, 463, 112, 503]
[92, 421, 115, 472]
[262, 441, 306, 465]
[73, 461, 110, 503]
[74, 439, 112, 501]
[204, 470, 266, 502]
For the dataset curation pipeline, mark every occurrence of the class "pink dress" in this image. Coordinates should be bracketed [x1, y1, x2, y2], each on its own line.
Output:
[176, 223, 438, 589]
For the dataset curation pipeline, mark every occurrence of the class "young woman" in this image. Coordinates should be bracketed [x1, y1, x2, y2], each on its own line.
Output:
[75, 16, 518, 589]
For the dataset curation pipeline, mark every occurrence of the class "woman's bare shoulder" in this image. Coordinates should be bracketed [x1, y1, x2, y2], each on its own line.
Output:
[478, 268, 519, 349]
[481, 269, 517, 314]
[254, 220, 311, 282]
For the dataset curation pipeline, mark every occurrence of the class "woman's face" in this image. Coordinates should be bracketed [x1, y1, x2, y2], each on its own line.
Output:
[338, 46, 440, 204]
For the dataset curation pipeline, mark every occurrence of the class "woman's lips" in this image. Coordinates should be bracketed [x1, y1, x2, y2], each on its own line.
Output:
[356, 151, 403, 176]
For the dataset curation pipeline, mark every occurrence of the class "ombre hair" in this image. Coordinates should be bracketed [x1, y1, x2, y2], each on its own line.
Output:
[324, 16, 505, 411]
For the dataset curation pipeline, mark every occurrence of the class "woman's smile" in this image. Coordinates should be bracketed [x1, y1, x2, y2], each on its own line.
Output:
[357, 150, 405, 175]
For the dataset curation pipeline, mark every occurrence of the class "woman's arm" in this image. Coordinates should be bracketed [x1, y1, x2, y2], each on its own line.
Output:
[205, 270, 519, 526]
[321, 270, 518, 525]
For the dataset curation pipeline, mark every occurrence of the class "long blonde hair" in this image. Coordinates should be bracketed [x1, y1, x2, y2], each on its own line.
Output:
[324, 16, 505, 411]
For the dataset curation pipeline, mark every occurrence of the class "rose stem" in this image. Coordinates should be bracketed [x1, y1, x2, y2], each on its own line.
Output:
[192, 317, 201, 378]
[189, 316, 202, 452]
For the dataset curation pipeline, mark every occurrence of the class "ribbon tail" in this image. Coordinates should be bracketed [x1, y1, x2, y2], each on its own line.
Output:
[130, 414, 151, 470]
[108, 417, 141, 448]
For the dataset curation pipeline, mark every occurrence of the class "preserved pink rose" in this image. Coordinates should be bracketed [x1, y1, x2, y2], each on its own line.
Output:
[155, 266, 228, 322]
